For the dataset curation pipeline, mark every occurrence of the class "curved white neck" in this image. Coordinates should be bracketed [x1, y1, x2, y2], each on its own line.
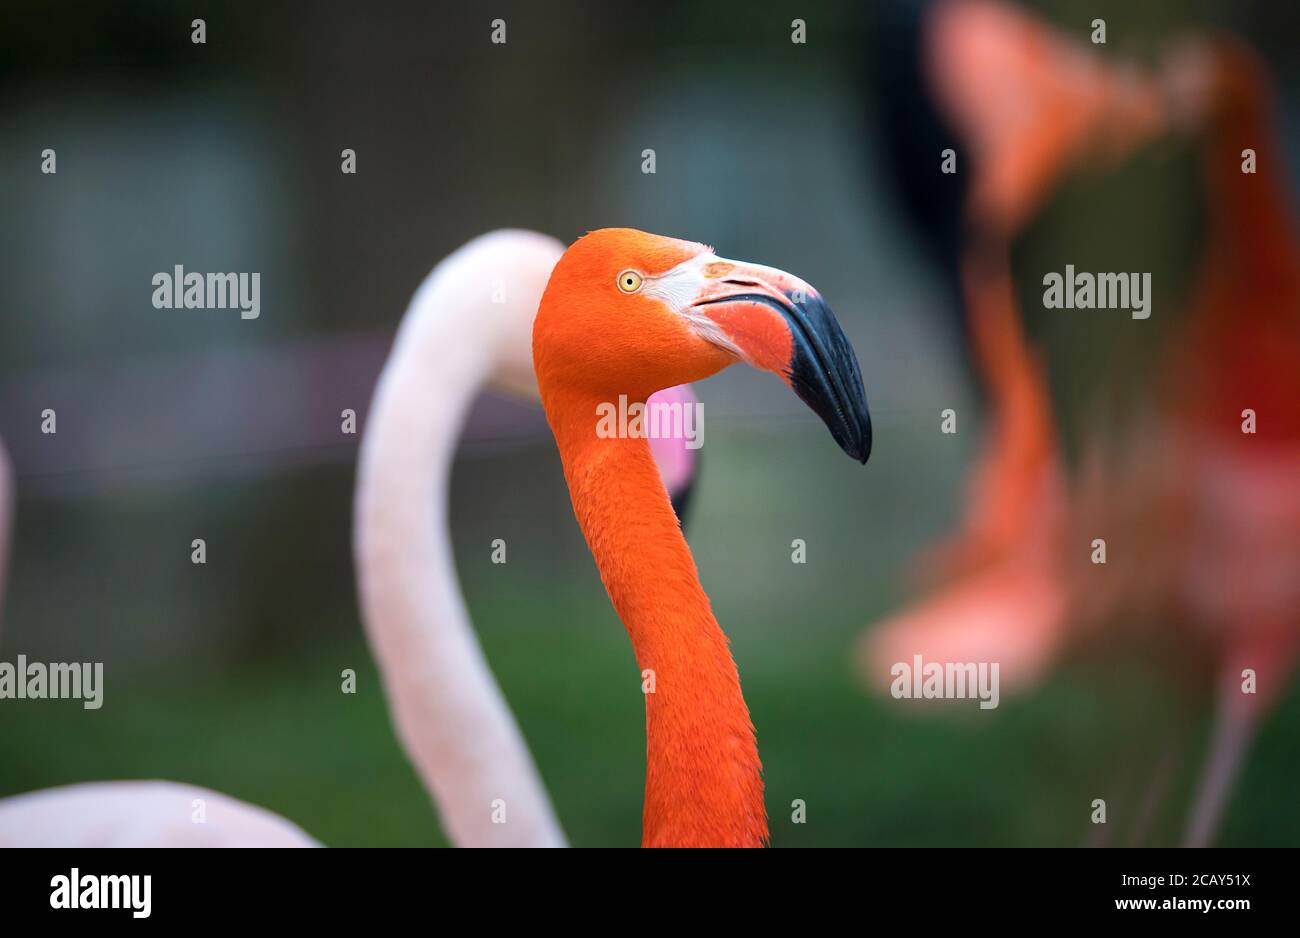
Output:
[353, 231, 566, 847]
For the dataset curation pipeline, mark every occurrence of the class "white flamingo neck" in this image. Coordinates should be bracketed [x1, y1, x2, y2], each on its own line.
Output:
[354, 231, 567, 847]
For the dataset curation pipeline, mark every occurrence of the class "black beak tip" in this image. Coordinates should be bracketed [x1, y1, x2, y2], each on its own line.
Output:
[783, 290, 874, 468]
[850, 420, 872, 465]
[832, 412, 872, 464]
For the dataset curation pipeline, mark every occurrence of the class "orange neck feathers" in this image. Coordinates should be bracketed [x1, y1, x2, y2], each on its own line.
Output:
[541, 386, 767, 847]
[530, 227, 871, 847]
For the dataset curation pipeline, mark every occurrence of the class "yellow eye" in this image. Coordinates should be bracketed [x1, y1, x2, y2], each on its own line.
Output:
[617, 270, 643, 293]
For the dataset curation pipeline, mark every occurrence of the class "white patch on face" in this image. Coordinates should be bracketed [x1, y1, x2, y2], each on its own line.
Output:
[641, 253, 744, 359]
[642, 252, 715, 309]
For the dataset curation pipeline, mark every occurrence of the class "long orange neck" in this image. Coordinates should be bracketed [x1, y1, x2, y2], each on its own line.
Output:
[542, 385, 767, 847]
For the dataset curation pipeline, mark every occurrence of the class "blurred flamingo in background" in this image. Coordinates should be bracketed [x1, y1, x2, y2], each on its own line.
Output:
[1070, 38, 1300, 846]
[863, 0, 1166, 691]
[871, 16, 1300, 845]
[0, 782, 318, 847]
[876, 0, 1164, 579]
[863, 245, 1071, 695]
[354, 230, 702, 847]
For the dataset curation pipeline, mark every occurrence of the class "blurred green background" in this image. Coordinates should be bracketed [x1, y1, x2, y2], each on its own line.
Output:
[1, 0, 1297, 846]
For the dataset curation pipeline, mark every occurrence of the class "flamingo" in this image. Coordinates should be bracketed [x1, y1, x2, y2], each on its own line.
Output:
[352, 229, 702, 847]
[1054, 37, 1300, 846]
[860, 245, 1070, 696]
[1, 231, 701, 848]
[351, 230, 571, 848]
[868, 31, 1300, 846]
[0, 782, 319, 847]
[532, 228, 871, 847]
[1125, 37, 1300, 846]
[861, 0, 1168, 691]
[874, 0, 1165, 579]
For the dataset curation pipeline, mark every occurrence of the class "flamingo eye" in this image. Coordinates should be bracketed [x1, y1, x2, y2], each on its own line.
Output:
[616, 270, 644, 293]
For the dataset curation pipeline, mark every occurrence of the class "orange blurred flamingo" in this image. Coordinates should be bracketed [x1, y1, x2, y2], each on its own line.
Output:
[872, 26, 1300, 845]
[875, 0, 1164, 580]
[863, 0, 1166, 691]
[1105, 38, 1300, 846]
[1051, 37, 1300, 846]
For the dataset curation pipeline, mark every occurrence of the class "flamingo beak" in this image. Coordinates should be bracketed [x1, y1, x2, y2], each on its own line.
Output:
[687, 262, 873, 464]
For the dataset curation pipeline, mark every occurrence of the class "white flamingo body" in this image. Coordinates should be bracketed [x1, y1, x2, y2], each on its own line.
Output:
[0, 782, 317, 848]
[1, 232, 567, 847]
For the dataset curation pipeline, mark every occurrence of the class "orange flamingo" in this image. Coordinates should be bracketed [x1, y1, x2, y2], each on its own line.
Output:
[926, 0, 1164, 573]
[862, 245, 1070, 696]
[862, 0, 1167, 690]
[1130, 38, 1300, 846]
[354, 230, 706, 847]
[927, 0, 1165, 239]
[876, 0, 1165, 580]
[1052, 37, 1300, 846]
[870, 32, 1300, 845]
[532, 229, 871, 847]
[3, 234, 706, 848]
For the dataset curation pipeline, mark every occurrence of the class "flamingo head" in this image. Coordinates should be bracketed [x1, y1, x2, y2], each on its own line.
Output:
[533, 228, 872, 463]
[927, 0, 1166, 234]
